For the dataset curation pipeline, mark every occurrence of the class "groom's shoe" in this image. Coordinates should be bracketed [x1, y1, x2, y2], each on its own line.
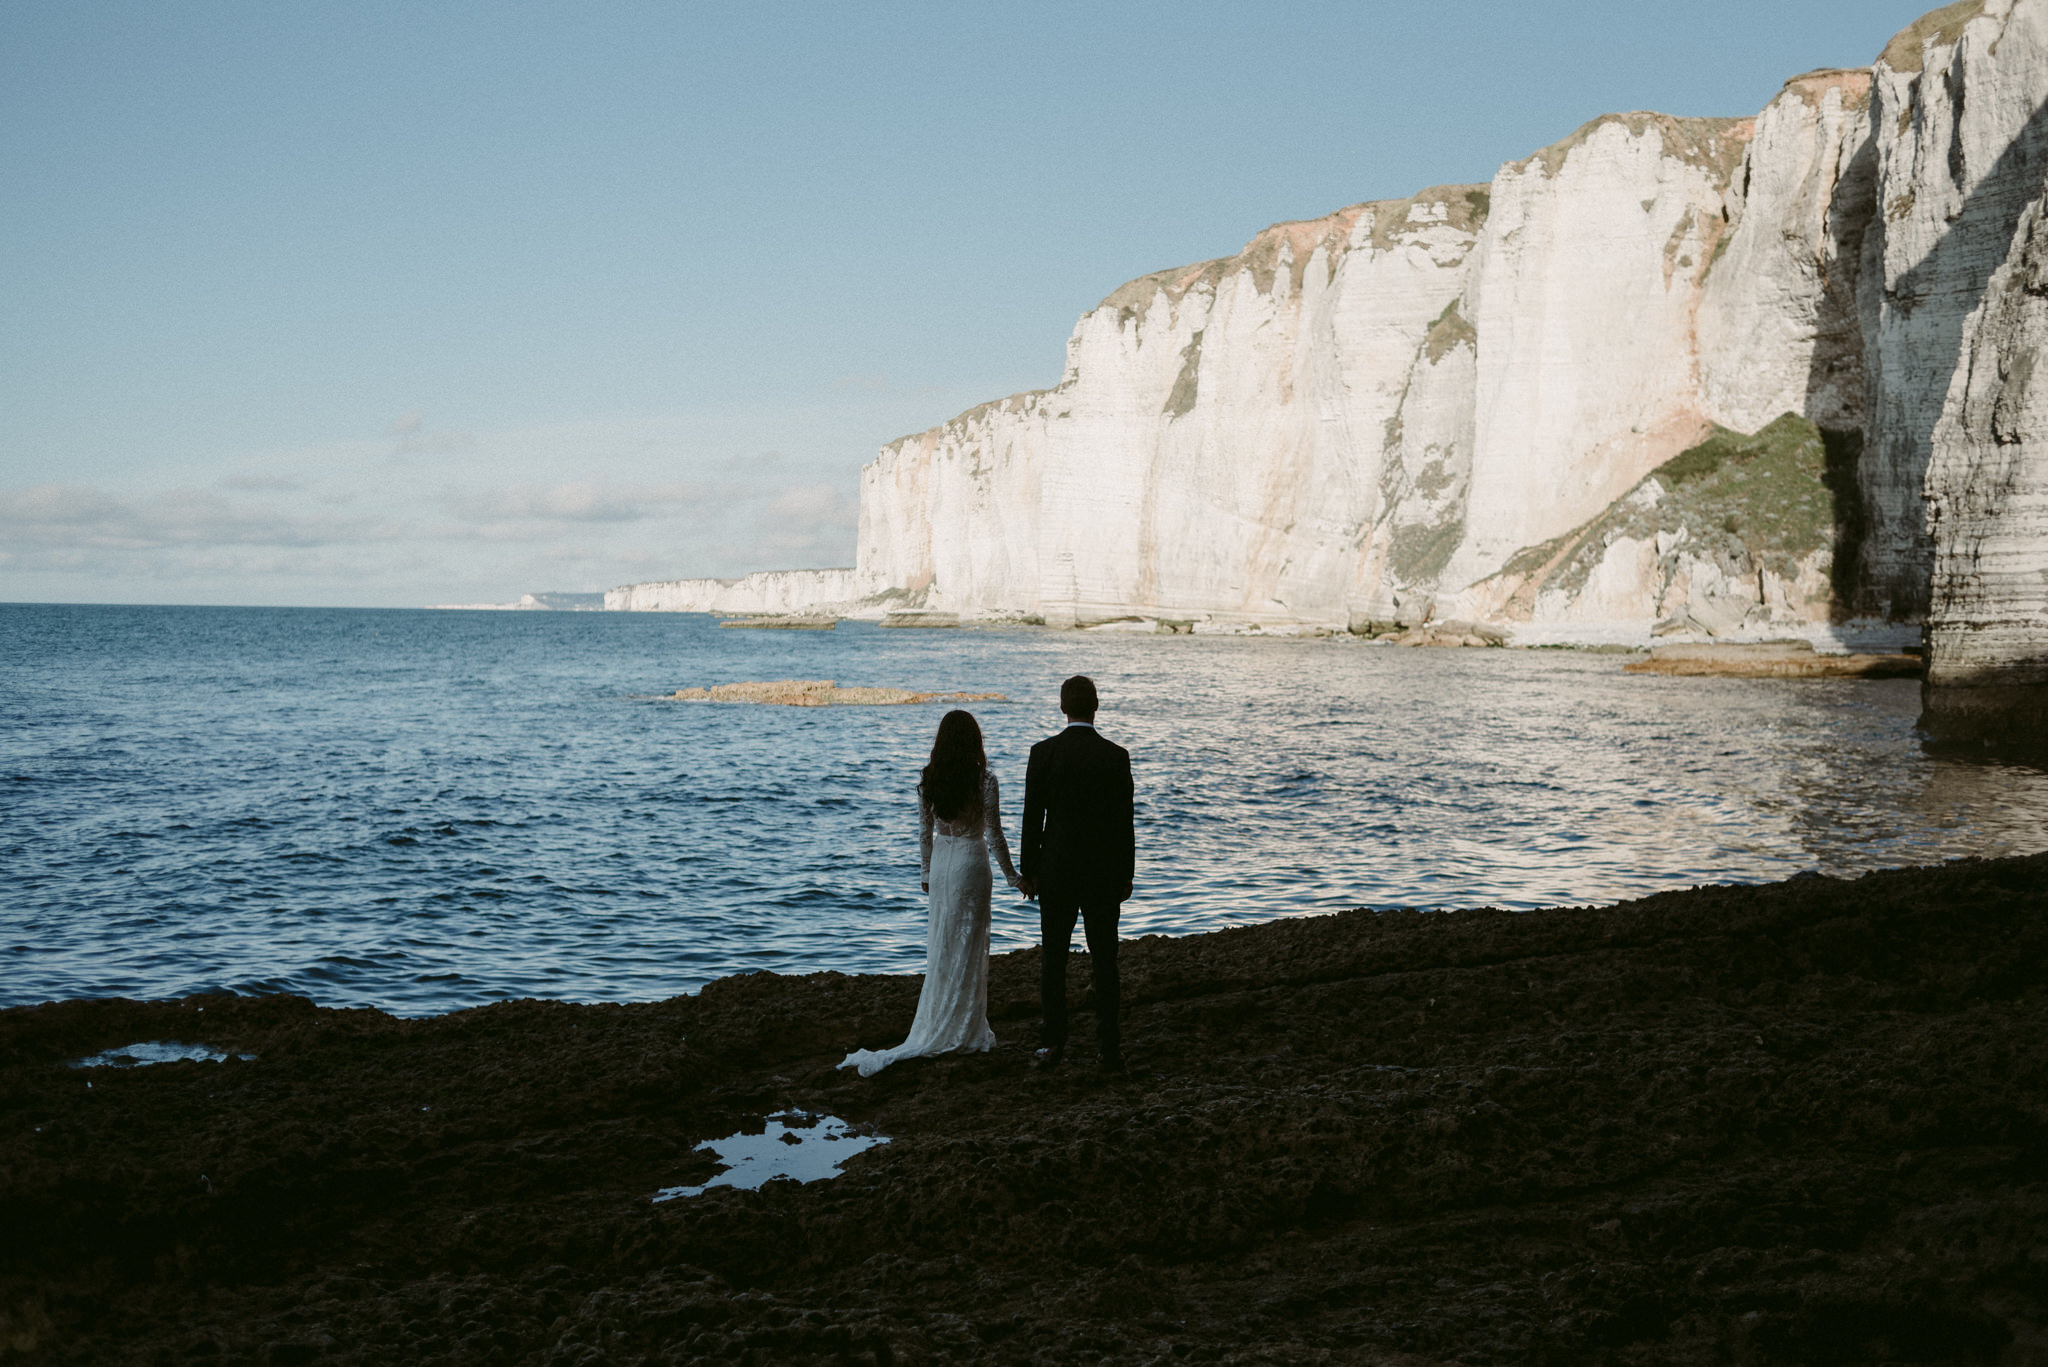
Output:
[1096, 1049, 1126, 1075]
[1033, 1044, 1065, 1070]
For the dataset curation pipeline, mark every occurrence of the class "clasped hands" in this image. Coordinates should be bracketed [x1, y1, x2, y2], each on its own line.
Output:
[921, 876, 1130, 901]
[926, 878, 1036, 897]
[1006, 877, 1132, 901]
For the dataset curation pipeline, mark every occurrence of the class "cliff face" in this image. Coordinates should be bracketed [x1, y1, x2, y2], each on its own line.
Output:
[849, 83, 1881, 637]
[1444, 115, 1751, 595]
[1456, 79, 1877, 642]
[604, 569, 863, 615]
[1876, 0, 2048, 739]
[856, 188, 1488, 627]
[614, 0, 2048, 704]
[1927, 188, 2048, 697]
[1863, 0, 2048, 620]
[1696, 71, 1876, 438]
[1463, 416, 1850, 643]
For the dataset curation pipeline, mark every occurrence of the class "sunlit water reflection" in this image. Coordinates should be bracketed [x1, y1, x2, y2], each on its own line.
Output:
[4, 604, 2044, 1015]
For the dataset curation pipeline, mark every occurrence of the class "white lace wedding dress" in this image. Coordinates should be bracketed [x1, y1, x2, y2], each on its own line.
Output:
[840, 769, 1019, 1077]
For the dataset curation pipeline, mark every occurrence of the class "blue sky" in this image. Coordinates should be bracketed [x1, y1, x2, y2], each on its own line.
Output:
[1, 0, 1939, 606]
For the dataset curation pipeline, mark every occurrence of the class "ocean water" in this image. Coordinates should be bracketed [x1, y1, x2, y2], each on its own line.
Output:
[4, 603, 2044, 1016]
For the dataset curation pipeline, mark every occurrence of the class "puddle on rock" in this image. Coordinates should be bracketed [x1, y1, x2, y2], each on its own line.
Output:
[70, 1041, 256, 1068]
[653, 1111, 888, 1202]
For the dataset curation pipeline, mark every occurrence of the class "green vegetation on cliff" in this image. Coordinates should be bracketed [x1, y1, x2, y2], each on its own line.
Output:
[1098, 183, 1492, 324]
[1495, 414, 1855, 599]
[1880, 0, 1986, 74]
[1423, 299, 1476, 364]
[1391, 516, 1466, 584]
[1519, 113, 1751, 187]
[1163, 331, 1204, 419]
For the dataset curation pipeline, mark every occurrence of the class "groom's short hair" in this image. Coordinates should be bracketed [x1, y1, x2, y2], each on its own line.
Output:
[1060, 675, 1098, 719]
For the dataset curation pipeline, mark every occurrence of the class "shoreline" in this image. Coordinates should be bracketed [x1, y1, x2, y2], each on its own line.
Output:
[6, 854, 2046, 1363]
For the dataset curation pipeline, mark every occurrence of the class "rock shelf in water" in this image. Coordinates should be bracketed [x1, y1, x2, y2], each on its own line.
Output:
[715, 617, 836, 631]
[1625, 640, 1925, 678]
[5, 852, 2046, 1363]
[666, 679, 1007, 706]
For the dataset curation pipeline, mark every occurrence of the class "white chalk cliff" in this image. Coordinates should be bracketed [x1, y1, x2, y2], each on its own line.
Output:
[1906, 0, 2048, 735]
[858, 187, 1491, 629]
[615, 0, 2048, 722]
[605, 568, 864, 616]
[837, 87, 1870, 640]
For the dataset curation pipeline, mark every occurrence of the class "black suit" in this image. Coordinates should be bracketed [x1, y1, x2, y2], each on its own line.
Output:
[1020, 722, 1135, 1056]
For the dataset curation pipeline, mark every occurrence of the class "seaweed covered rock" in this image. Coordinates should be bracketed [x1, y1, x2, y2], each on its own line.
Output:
[5, 853, 2047, 1363]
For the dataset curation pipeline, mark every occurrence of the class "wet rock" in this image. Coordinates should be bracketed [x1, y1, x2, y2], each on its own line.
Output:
[4, 854, 2047, 1363]
[1624, 640, 1923, 677]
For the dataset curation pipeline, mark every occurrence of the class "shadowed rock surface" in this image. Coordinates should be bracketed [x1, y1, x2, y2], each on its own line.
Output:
[5, 853, 2047, 1365]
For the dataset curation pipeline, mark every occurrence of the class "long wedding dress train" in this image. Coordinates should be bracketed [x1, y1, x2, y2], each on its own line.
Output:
[840, 770, 1019, 1077]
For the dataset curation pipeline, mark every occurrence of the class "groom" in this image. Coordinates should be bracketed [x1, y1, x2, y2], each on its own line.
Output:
[1018, 675, 1135, 1072]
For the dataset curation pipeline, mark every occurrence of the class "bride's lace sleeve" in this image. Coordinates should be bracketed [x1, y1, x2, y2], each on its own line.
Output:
[918, 786, 934, 883]
[983, 771, 1020, 887]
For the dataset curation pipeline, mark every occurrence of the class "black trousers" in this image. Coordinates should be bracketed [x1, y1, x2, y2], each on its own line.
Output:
[1039, 891, 1121, 1054]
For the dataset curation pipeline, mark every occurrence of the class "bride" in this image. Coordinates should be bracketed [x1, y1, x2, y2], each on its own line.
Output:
[840, 709, 1019, 1077]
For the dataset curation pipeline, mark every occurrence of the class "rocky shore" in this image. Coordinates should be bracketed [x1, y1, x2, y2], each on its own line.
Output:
[6, 854, 2047, 1365]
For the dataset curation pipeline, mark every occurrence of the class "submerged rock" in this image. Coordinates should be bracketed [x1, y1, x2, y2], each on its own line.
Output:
[714, 616, 837, 630]
[665, 679, 1005, 706]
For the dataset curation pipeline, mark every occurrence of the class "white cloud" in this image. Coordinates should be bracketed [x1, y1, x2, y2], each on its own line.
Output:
[762, 482, 853, 522]
[0, 412, 864, 603]
[755, 481, 855, 545]
[217, 471, 308, 493]
[444, 479, 721, 524]
[395, 428, 476, 456]
[0, 482, 393, 557]
[716, 481, 859, 567]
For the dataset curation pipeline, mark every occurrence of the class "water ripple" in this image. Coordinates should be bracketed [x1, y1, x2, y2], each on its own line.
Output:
[3, 604, 2045, 1014]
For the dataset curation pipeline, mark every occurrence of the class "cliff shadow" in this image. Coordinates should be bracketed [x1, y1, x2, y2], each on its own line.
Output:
[1920, 683, 2048, 766]
[1804, 125, 1878, 621]
[1814, 427, 1870, 619]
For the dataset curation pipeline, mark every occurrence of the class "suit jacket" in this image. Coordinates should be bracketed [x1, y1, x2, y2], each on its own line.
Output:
[1020, 724, 1135, 902]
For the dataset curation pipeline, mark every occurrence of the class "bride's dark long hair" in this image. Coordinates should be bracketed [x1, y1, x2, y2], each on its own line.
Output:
[922, 710, 987, 821]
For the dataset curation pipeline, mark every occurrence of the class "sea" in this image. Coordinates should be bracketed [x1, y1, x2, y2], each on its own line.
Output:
[4, 602, 2045, 1016]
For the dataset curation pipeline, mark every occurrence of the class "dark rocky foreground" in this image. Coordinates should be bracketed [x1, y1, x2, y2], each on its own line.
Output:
[5, 855, 2048, 1367]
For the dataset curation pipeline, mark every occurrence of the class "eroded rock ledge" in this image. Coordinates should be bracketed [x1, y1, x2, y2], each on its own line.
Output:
[5, 853, 2046, 1364]
[1624, 640, 1923, 677]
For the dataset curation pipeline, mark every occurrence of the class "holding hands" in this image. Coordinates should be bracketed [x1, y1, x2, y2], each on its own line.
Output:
[928, 876, 1030, 896]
